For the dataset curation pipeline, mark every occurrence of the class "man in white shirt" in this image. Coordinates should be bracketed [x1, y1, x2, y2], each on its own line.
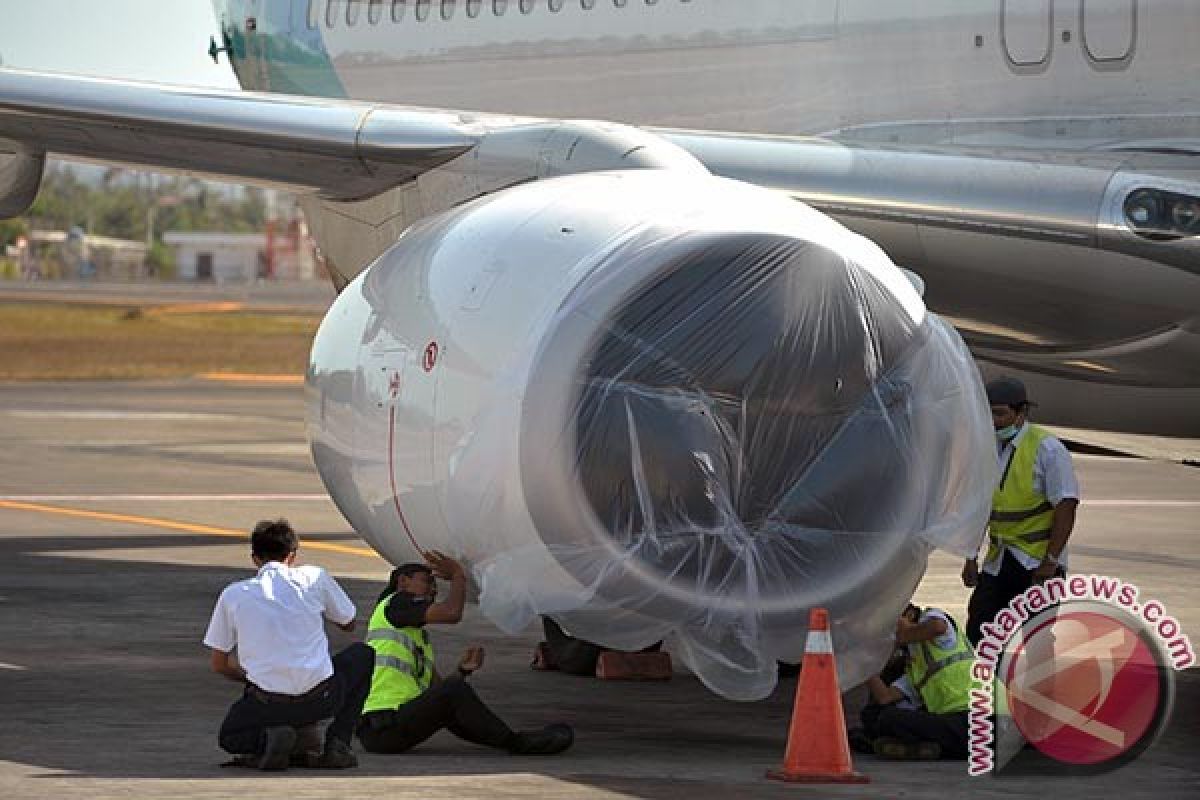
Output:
[962, 377, 1080, 644]
[203, 519, 374, 770]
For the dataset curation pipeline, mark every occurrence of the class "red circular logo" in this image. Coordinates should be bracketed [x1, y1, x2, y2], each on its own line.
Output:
[1005, 608, 1164, 766]
[422, 341, 439, 372]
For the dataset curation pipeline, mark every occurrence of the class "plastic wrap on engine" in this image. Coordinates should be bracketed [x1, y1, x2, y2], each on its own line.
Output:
[442, 223, 997, 702]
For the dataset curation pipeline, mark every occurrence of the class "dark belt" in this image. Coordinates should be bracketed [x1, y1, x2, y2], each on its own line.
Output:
[247, 677, 332, 705]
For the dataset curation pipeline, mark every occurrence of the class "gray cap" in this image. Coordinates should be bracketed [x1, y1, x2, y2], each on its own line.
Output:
[986, 376, 1034, 407]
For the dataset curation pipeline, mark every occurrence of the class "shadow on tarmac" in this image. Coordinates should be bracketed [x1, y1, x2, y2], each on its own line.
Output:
[1, 529, 1196, 798]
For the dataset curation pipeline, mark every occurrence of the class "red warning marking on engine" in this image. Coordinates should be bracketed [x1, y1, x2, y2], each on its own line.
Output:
[422, 342, 439, 372]
[388, 370, 402, 398]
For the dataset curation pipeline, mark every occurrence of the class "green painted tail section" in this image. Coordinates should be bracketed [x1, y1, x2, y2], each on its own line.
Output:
[210, 0, 346, 98]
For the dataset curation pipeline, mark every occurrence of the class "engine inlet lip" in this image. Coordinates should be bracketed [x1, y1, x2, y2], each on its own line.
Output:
[518, 228, 923, 618]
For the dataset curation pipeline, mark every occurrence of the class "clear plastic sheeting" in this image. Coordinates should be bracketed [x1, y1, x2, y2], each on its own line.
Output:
[308, 170, 997, 701]
[437, 201, 996, 701]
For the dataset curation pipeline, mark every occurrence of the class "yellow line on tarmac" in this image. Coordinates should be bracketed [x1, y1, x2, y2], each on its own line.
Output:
[197, 372, 305, 385]
[146, 301, 245, 315]
[0, 499, 381, 559]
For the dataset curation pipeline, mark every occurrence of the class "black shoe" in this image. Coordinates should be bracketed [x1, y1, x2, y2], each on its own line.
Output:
[874, 736, 941, 761]
[509, 723, 574, 755]
[288, 723, 324, 766]
[259, 726, 298, 771]
[309, 737, 358, 769]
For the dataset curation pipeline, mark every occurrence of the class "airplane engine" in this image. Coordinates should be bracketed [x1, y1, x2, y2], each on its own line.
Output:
[306, 170, 997, 701]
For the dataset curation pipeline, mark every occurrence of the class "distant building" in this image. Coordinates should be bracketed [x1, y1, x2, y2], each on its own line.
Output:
[163, 232, 266, 282]
[165, 220, 318, 282]
[23, 230, 147, 280]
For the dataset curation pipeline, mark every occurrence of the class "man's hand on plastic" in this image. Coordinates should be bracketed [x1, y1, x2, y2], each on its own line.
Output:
[458, 645, 485, 676]
[425, 550, 465, 581]
[961, 558, 979, 588]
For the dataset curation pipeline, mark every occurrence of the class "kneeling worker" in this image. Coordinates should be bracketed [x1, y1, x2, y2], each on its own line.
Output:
[203, 519, 374, 770]
[854, 603, 973, 760]
[358, 552, 574, 755]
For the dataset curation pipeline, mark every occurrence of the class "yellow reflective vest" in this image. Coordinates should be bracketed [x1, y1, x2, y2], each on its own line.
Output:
[987, 424, 1056, 565]
[905, 614, 973, 714]
[362, 595, 435, 714]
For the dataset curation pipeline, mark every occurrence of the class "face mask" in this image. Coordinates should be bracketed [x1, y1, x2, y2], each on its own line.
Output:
[995, 424, 1019, 442]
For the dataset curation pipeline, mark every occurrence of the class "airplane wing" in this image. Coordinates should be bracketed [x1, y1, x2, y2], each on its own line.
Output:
[3, 66, 1198, 394]
[0, 67, 479, 202]
[5, 66, 1194, 273]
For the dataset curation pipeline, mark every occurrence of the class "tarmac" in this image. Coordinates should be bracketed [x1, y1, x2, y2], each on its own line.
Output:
[0, 379, 1196, 799]
[0, 279, 335, 313]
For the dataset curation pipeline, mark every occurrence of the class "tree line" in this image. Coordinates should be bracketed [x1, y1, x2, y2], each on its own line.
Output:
[0, 162, 270, 248]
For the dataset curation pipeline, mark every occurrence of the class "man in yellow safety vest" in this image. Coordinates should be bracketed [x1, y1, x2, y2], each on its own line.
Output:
[851, 604, 974, 760]
[963, 376, 1080, 644]
[356, 552, 574, 756]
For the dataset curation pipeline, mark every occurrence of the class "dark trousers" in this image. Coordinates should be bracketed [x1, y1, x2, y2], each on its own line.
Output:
[357, 675, 515, 754]
[218, 643, 374, 755]
[966, 550, 1064, 645]
[542, 617, 604, 676]
[861, 703, 969, 759]
[541, 616, 663, 676]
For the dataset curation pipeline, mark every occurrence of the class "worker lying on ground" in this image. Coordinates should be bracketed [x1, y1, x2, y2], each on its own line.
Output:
[533, 616, 669, 679]
[356, 553, 574, 755]
[848, 603, 973, 760]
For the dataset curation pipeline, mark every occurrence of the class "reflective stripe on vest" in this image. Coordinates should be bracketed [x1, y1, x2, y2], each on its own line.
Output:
[905, 613, 973, 714]
[987, 424, 1056, 564]
[363, 596, 435, 713]
[912, 649, 973, 692]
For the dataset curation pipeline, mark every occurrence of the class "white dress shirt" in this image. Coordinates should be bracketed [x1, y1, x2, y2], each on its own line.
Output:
[203, 561, 357, 695]
[982, 423, 1080, 576]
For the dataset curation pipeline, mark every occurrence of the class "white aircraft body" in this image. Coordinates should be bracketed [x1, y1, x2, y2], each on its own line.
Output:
[0, 0, 1196, 698]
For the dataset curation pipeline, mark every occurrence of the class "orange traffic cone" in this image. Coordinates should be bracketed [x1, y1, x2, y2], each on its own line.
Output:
[766, 607, 869, 784]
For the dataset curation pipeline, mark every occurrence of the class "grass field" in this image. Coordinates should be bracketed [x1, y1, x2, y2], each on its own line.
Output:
[0, 302, 321, 380]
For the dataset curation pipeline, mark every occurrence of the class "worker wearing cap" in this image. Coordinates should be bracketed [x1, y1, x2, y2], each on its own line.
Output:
[963, 376, 1080, 645]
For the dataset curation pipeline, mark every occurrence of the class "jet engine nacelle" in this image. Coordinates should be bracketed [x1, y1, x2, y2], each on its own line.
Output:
[307, 170, 995, 700]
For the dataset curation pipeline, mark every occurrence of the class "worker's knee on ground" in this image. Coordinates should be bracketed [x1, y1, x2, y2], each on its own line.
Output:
[217, 727, 254, 756]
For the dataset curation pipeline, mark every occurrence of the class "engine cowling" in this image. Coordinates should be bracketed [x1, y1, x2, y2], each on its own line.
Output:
[307, 170, 996, 700]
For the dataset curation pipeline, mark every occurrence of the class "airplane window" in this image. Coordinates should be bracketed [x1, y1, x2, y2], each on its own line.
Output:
[308, 0, 321, 28]
[347, 0, 362, 25]
[326, 0, 340, 27]
[645, 0, 657, 5]
[467, 0, 481, 16]
[549, 0, 564, 11]
[613, 0, 626, 7]
[441, 0, 456, 19]
[369, 0, 384, 23]
[493, 0, 507, 14]
[519, 0, 534, 13]
[581, 0, 596, 8]
[391, 0, 406, 22]
[416, 0, 430, 21]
